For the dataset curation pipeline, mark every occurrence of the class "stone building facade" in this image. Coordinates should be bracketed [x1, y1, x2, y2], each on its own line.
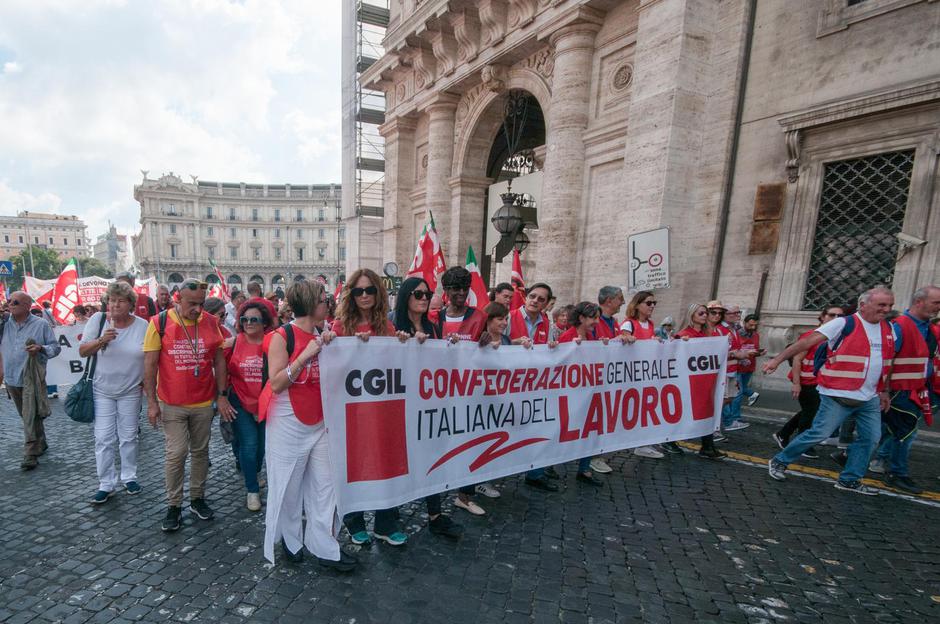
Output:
[359, 0, 940, 389]
[133, 173, 346, 293]
[0, 211, 88, 261]
[92, 223, 130, 275]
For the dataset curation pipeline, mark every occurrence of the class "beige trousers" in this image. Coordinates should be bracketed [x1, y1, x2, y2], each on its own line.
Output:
[161, 403, 215, 506]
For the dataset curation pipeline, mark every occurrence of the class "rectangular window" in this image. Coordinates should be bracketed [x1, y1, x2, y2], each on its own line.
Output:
[253, 247, 260, 260]
[252, 207, 259, 221]
[49, 237, 54, 245]
[208, 246, 215, 259]
[63, 238, 68, 245]
[230, 247, 237, 259]
[296, 229, 302, 239]
[34, 236, 38, 244]
[229, 207, 236, 220]
[274, 208, 281, 222]
[275, 247, 282, 260]
[18, 235, 23, 243]
[230, 228, 236, 238]
[77, 238, 82, 246]
[3, 235, 7, 243]
[207, 226, 214, 236]
[339, 228, 345, 240]
[206, 206, 214, 219]
[318, 228, 325, 239]
[167, 203, 177, 215]
[318, 208, 324, 221]
[296, 209, 303, 222]
[170, 224, 177, 235]
[170, 244, 178, 258]
[318, 248, 325, 258]
[297, 248, 304, 261]
[274, 228, 281, 238]
[802, 149, 914, 310]
[339, 246, 346, 261]
[252, 228, 258, 238]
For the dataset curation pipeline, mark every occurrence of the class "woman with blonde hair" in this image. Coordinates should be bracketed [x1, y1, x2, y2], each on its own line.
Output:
[262, 279, 356, 571]
[79, 280, 150, 504]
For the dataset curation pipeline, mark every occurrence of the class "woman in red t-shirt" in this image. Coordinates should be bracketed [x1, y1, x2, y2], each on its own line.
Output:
[558, 301, 607, 486]
[675, 303, 726, 460]
[226, 301, 273, 512]
[331, 268, 395, 337]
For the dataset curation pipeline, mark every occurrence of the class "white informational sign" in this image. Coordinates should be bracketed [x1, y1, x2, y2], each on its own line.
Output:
[46, 324, 88, 386]
[628, 227, 670, 290]
[319, 336, 727, 516]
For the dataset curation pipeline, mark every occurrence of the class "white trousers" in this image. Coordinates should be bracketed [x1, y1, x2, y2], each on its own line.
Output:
[263, 393, 341, 563]
[93, 388, 142, 492]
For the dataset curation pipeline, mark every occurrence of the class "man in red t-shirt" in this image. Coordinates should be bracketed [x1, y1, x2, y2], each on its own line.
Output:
[245, 280, 278, 327]
[431, 267, 487, 341]
[116, 272, 156, 320]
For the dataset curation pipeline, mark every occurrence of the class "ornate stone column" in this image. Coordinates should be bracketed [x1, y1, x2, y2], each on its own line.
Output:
[379, 114, 417, 269]
[449, 175, 493, 264]
[423, 93, 461, 265]
[533, 19, 601, 299]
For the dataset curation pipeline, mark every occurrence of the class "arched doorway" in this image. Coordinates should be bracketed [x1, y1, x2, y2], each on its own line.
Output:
[293, 274, 306, 282]
[272, 274, 286, 299]
[206, 274, 220, 284]
[228, 274, 242, 290]
[168, 272, 184, 287]
[249, 275, 264, 291]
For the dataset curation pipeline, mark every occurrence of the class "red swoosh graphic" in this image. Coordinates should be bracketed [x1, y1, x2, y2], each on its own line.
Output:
[426, 431, 549, 474]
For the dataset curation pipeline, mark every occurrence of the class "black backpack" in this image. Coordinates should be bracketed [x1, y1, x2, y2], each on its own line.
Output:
[260, 323, 295, 388]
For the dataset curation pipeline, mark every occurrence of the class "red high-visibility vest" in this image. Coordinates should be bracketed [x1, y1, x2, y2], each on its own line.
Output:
[509, 307, 549, 344]
[932, 324, 940, 394]
[593, 315, 620, 340]
[787, 330, 818, 386]
[621, 319, 656, 340]
[890, 315, 930, 391]
[713, 324, 740, 374]
[817, 314, 894, 392]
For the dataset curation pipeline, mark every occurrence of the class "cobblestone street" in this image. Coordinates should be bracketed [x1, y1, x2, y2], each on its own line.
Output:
[1, 398, 939, 624]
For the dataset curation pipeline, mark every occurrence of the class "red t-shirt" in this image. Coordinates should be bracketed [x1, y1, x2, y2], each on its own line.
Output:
[227, 335, 264, 415]
[430, 307, 487, 342]
[329, 319, 396, 337]
[675, 327, 711, 340]
[135, 292, 156, 321]
[558, 327, 599, 343]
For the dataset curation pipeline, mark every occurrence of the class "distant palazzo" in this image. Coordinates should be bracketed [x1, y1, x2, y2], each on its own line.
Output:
[133, 173, 346, 293]
[361, 0, 940, 391]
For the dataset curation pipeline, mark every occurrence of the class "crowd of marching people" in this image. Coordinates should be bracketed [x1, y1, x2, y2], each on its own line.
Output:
[2, 266, 937, 573]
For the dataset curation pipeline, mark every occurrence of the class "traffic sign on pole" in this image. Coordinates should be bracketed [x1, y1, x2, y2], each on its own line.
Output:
[627, 227, 670, 291]
[0, 260, 13, 277]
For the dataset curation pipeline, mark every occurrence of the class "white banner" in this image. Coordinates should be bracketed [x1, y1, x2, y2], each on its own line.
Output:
[319, 336, 728, 516]
[46, 324, 88, 386]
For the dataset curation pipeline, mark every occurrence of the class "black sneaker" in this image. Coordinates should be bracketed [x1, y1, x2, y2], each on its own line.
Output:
[660, 442, 685, 455]
[162, 506, 182, 532]
[190, 498, 215, 520]
[576, 472, 603, 487]
[885, 473, 923, 494]
[830, 450, 847, 467]
[317, 550, 357, 573]
[281, 540, 303, 563]
[544, 466, 561, 479]
[772, 432, 788, 449]
[698, 447, 727, 460]
[834, 480, 878, 496]
[20, 455, 38, 471]
[525, 476, 559, 492]
[428, 514, 464, 539]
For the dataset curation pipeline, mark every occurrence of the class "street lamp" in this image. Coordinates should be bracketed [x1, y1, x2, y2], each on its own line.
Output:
[512, 230, 530, 253]
[491, 189, 523, 236]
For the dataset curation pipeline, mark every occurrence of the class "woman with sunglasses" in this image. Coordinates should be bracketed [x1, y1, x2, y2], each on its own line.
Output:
[619, 291, 677, 457]
[332, 269, 402, 545]
[204, 297, 235, 352]
[388, 276, 464, 539]
[772, 305, 846, 455]
[226, 301, 273, 512]
[262, 279, 356, 571]
[557, 301, 608, 486]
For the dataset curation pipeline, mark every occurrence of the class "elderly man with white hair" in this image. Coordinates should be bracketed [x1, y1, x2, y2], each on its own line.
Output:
[763, 287, 896, 495]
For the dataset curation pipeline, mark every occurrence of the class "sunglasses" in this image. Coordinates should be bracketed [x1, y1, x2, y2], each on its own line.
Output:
[240, 316, 263, 325]
[644, 300, 658, 306]
[707, 310, 723, 315]
[184, 282, 208, 291]
[411, 290, 432, 300]
[351, 286, 378, 297]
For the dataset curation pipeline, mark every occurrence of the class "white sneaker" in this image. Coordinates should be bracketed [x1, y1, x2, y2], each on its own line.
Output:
[474, 483, 501, 498]
[725, 420, 750, 431]
[246, 493, 261, 512]
[632, 446, 664, 459]
[590, 457, 614, 473]
[746, 392, 760, 407]
[868, 458, 886, 474]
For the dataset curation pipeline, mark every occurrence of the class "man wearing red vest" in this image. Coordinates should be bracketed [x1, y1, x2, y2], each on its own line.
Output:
[505, 282, 552, 346]
[143, 278, 235, 531]
[593, 285, 623, 341]
[763, 287, 895, 495]
[116, 272, 156, 321]
[871, 285, 940, 493]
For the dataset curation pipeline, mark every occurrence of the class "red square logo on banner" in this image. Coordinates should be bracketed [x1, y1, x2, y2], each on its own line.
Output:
[689, 373, 719, 421]
[346, 399, 409, 482]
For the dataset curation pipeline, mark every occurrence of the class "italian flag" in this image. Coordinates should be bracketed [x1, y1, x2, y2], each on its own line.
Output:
[465, 246, 489, 309]
[407, 211, 447, 292]
[208, 258, 229, 301]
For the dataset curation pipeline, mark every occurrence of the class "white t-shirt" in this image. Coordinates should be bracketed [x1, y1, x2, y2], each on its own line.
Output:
[81, 312, 149, 398]
[815, 313, 883, 401]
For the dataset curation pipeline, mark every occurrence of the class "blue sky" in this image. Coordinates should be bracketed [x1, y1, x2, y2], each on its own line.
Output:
[0, 0, 341, 246]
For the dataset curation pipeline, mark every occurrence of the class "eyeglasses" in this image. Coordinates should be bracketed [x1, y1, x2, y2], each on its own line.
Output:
[240, 316, 263, 325]
[644, 300, 658, 306]
[351, 286, 378, 297]
[411, 290, 432, 300]
[183, 282, 208, 291]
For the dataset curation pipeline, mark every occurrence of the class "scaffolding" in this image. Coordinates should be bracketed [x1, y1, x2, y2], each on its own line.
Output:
[354, 0, 388, 220]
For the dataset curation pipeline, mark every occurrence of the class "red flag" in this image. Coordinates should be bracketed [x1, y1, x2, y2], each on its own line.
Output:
[465, 246, 489, 309]
[407, 211, 447, 292]
[333, 281, 343, 300]
[510, 249, 525, 310]
[51, 258, 80, 324]
[209, 259, 229, 301]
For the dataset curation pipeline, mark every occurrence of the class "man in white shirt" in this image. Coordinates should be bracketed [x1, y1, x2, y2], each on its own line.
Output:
[762, 287, 895, 495]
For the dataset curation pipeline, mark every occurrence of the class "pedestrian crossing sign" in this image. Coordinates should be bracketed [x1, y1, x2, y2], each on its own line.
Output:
[0, 261, 12, 276]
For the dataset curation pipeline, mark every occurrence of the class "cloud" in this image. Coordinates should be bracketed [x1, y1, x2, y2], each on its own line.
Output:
[0, 0, 342, 241]
[0, 180, 62, 214]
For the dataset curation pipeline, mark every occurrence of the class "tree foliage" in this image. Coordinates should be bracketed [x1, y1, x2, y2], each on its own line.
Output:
[78, 257, 113, 279]
[4, 249, 113, 286]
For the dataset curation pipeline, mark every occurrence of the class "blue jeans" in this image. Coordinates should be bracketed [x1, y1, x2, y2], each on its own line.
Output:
[722, 372, 754, 426]
[230, 392, 265, 493]
[876, 428, 917, 477]
[774, 394, 881, 484]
